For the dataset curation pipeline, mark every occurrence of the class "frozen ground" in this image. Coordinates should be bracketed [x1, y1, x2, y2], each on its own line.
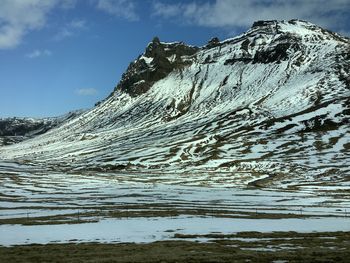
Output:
[1, 216, 350, 246]
[0, 161, 349, 246]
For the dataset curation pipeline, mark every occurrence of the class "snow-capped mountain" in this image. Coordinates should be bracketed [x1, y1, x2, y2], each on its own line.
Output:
[1, 20, 349, 186]
[0, 110, 84, 146]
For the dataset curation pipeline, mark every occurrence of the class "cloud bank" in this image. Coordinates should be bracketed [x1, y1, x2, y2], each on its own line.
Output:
[152, 0, 350, 34]
[0, 0, 138, 49]
[0, 0, 59, 49]
[1, 0, 348, 50]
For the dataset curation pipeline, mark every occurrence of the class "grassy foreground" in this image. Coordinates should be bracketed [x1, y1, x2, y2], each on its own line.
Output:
[1, 232, 349, 263]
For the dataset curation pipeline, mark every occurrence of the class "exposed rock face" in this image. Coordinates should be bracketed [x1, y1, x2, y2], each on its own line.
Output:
[116, 37, 199, 96]
[206, 37, 220, 48]
[1, 20, 349, 187]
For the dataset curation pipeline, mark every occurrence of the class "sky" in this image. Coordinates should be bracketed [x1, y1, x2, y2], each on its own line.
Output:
[0, 0, 349, 118]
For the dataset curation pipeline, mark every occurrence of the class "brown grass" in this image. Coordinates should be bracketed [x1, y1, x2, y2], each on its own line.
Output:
[1, 231, 349, 263]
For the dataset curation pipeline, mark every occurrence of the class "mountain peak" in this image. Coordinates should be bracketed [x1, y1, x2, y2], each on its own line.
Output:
[251, 19, 313, 29]
[248, 19, 346, 42]
[114, 20, 348, 97]
[116, 38, 198, 96]
[251, 20, 278, 28]
[248, 19, 320, 35]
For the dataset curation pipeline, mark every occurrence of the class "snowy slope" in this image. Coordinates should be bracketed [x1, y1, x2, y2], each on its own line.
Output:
[1, 20, 349, 186]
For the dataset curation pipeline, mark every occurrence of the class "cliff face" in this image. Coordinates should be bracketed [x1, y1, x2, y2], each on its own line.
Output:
[116, 37, 199, 96]
[1, 20, 349, 186]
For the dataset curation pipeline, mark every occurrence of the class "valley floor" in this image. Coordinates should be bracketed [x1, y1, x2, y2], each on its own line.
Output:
[0, 161, 349, 262]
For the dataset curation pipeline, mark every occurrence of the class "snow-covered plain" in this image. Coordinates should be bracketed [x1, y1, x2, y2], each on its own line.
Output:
[0, 161, 349, 246]
[1, 217, 350, 246]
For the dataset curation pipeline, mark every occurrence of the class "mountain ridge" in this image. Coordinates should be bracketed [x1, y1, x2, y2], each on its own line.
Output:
[0, 110, 85, 146]
[1, 19, 349, 187]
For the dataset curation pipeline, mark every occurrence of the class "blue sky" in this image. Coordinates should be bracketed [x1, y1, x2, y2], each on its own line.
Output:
[0, 0, 349, 118]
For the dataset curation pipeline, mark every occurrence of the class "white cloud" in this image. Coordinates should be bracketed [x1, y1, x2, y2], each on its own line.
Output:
[0, 0, 59, 49]
[0, 25, 23, 49]
[0, 0, 85, 49]
[96, 0, 139, 21]
[152, 0, 350, 34]
[54, 28, 73, 41]
[0, 0, 141, 49]
[60, 0, 78, 9]
[26, 49, 52, 58]
[76, 88, 98, 96]
[54, 19, 87, 41]
[69, 19, 87, 29]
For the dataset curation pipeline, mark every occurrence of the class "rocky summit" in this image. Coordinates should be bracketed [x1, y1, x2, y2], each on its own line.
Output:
[1, 19, 349, 187]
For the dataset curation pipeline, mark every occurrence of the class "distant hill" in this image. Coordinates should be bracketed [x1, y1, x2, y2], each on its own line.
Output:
[0, 110, 84, 146]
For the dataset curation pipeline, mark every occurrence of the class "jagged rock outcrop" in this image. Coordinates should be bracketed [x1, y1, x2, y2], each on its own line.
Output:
[116, 37, 199, 96]
[206, 37, 220, 48]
